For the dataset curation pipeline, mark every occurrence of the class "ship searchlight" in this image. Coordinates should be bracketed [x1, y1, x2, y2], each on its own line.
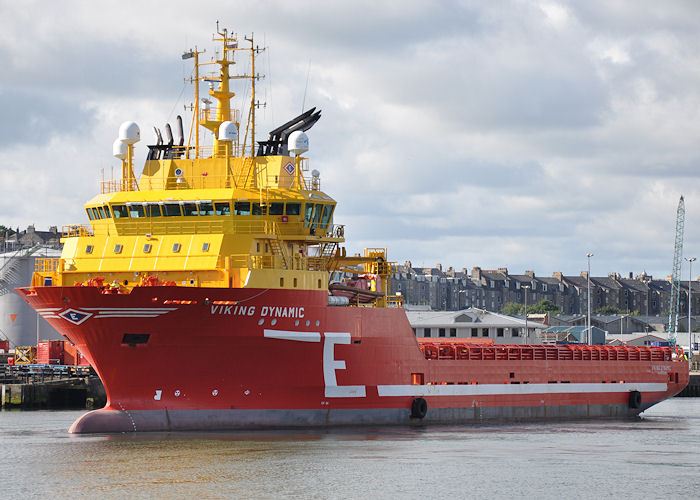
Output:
[288, 130, 309, 155]
[119, 121, 141, 144]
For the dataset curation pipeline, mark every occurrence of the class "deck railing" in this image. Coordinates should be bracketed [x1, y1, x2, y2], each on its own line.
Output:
[418, 341, 680, 363]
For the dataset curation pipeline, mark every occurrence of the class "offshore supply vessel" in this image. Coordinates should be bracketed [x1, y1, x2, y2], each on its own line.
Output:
[18, 27, 689, 433]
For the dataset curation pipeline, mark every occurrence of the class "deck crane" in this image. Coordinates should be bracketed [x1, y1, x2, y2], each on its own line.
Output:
[668, 195, 685, 345]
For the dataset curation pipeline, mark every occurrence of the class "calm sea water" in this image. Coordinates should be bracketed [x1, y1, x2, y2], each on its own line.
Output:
[1, 399, 699, 499]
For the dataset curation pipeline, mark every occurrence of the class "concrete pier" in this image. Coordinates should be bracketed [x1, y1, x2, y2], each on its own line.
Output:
[678, 372, 700, 397]
[1, 375, 106, 409]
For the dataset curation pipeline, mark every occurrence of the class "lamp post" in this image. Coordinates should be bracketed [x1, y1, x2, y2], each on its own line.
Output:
[686, 256, 696, 363]
[586, 253, 593, 345]
[523, 284, 530, 344]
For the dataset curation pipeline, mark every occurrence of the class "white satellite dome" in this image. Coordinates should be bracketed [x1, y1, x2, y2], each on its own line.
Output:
[113, 138, 128, 160]
[288, 130, 309, 155]
[119, 121, 141, 144]
[218, 121, 238, 142]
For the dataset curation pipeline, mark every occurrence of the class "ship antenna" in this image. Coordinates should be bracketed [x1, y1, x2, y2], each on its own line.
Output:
[301, 58, 311, 113]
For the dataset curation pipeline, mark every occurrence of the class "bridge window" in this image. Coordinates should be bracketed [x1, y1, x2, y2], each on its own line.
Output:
[128, 204, 145, 218]
[215, 202, 231, 216]
[252, 203, 266, 215]
[90, 207, 100, 219]
[182, 202, 198, 216]
[234, 202, 251, 215]
[312, 204, 323, 225]
[198, 201, 215, 216]
[286, 203, 301, 215]
[303, 203, 313, 226]
[112, 205, 128, 219]
[86, 209, 95, 220]
[103, 206, 112, 218]
[320, 205, 333, 227]
[97, 207, 106, 219]
[145, 204, 162, 217]
[269, 203, 284, 215]
[162, 203, 181, 216]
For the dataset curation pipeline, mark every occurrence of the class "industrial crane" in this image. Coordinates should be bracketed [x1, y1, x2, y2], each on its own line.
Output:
[668, 195, 685, 345]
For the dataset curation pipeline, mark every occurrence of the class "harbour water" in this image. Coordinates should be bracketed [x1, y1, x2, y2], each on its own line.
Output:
[1, 399, 699, 499]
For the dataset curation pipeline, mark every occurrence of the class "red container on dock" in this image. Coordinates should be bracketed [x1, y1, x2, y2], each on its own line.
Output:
[0, 339, 9, 352]
[76, 349, 91, 367]
[63, 342, 78, 365]
[37, 340, 65, 365]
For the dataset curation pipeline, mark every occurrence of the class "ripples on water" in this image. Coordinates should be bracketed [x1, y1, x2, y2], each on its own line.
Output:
[1, 399, 699, 499]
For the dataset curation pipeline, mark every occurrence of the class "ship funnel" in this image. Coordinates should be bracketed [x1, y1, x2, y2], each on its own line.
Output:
[176, 115, 184, 146]
[165, 123, 174, 146]
[218, 121, 238, 142]
[288, 130, 309, 155]
[113, 138, 127, 160]
[119, 121, 140, 144]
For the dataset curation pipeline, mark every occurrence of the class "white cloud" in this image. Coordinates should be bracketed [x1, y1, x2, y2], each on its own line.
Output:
[2, 0, 700, 279]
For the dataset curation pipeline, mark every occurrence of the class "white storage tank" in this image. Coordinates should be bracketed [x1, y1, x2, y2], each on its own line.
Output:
[0, 249, 63, 349]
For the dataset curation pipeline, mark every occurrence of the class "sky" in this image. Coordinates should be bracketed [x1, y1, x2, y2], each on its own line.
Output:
[2, 0, 700, 279]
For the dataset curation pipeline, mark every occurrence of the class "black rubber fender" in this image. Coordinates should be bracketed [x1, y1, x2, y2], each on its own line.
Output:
[628, 390, 642, 409]
[410, 397, 428, 419]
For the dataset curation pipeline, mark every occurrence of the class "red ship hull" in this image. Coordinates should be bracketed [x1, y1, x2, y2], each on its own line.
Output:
[17, 286, 689, 433]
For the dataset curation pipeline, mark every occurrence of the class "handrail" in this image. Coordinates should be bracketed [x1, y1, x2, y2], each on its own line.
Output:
[418, 342, 677, 363]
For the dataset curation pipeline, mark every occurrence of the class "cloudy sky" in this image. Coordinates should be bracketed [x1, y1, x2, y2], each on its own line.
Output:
[2, 0, 700, 279]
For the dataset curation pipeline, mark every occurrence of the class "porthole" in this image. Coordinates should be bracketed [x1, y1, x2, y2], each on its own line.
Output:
[202, 242, 210, 252]
[85, 245, 94, 254]
[172, 243, 181, 252]
[114, 244, 123, 254]
[143, 243, 152, 253]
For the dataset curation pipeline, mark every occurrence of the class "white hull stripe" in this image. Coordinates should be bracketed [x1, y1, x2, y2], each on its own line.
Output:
[94, 314, 166, 318]
[83, 308, 177, 312]
[36, 308, 62, 312]
[377, 382, 668, 397]
[264, 330, 321, 342]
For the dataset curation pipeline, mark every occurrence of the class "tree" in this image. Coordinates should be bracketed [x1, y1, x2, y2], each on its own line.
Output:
[502, 299, 561, 316]
[0, 225, 9, 235]
[528, 299, 561, 314]
[502, 302, 524, 315]
[595, 305, 625, 315]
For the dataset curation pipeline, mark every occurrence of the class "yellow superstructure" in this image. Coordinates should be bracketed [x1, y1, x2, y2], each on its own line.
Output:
[33, 26, 396, 306]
